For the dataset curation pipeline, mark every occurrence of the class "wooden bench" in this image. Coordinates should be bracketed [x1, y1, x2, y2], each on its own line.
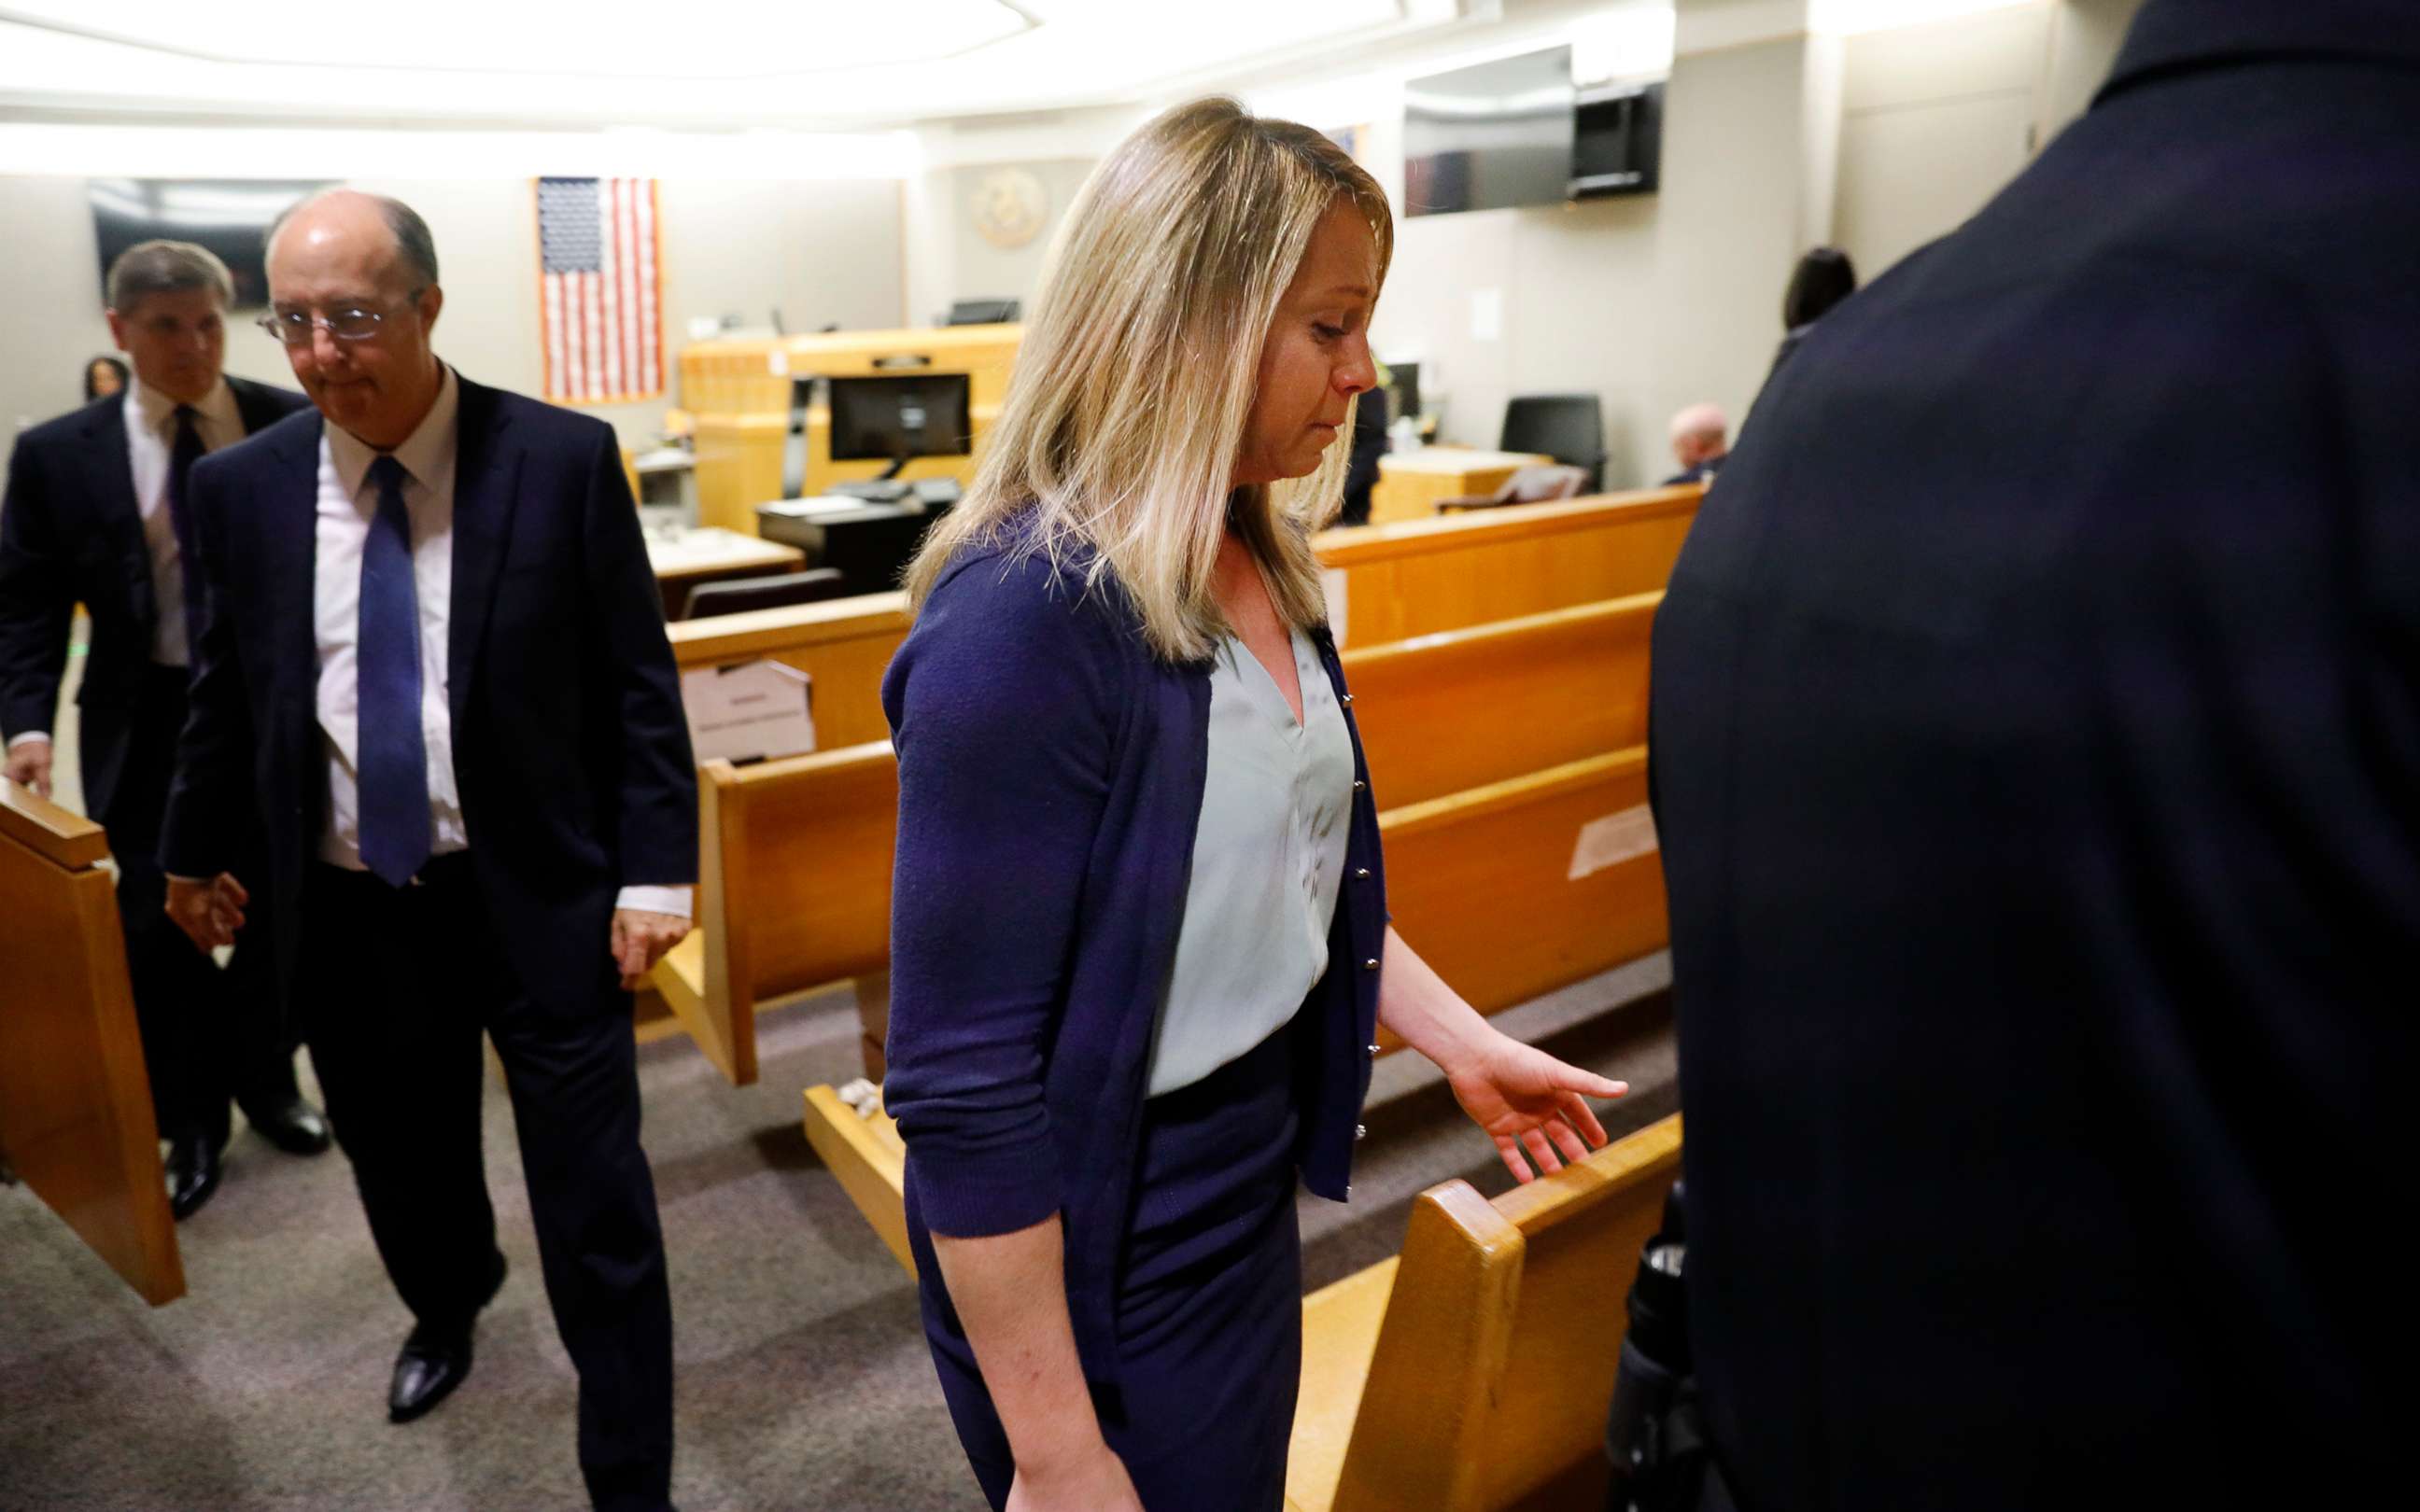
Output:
[794, 738, 1667, 1265]
[659, 590, 1667, 1085]
[0, 780, 183, 1306]
[793, 1101, 1681, 1512]
[1287, 1113, 1683, 1512]
[658, 486, 1699, 759]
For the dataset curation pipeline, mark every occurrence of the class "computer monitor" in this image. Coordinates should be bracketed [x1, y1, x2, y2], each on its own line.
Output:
[945, 299, 1020, 326]
[828, 373, 973, 478]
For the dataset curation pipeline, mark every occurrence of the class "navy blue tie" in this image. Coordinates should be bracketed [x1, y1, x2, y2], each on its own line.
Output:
[357, 455, 431, 888]
[164, 405, 207, 665]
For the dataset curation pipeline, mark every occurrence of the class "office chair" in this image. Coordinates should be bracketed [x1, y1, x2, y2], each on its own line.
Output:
[945, 299, 1020, 326]
[681, 567, 848, 621]
[1435, 464, 1591, 512]
[1501, 394, 1607, 493]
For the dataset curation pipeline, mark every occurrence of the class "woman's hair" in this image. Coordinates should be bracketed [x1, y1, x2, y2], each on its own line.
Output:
[84, 355, 130, 403]
[1781, 245, 1858, 330]
[903, 96, 1394, 663]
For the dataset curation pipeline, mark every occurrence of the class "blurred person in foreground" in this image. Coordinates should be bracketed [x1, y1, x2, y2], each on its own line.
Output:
[883, 97, 1627, 1512]
[1649, 2, 2417, 1506]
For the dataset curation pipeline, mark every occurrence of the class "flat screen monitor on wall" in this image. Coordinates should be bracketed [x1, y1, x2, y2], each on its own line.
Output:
[1403, 46, 1577, 217]
[89, 179, 331, 310]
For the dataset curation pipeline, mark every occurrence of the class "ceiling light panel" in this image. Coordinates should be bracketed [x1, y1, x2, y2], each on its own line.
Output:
[0, 0, 1030, 79]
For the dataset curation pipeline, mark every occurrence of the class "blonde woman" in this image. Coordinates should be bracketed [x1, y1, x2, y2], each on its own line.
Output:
[882, 98, 1626, 1512]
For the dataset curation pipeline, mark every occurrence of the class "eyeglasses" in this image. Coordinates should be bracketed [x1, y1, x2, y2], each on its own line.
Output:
[256, 291, 424, 346]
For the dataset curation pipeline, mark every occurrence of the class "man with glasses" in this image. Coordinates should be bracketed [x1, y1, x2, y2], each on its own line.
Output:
[0, 239, 328, 1221]
[158, 190, 693, 1512]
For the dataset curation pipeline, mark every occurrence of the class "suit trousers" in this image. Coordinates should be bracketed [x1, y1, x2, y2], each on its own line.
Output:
[301, 855, 675, 1512]
[109, 665, 299, 1146]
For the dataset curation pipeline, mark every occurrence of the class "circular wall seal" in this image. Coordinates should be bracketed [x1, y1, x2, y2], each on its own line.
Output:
[972, 167, 1048, 249]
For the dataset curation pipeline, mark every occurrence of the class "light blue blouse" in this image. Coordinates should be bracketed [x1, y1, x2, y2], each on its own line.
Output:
[1145, 625, 1358, 1098]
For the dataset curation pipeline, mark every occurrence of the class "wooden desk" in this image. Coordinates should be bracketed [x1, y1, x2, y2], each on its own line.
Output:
[646, 527, 806, 620]
[1369, 448, 1555, 525]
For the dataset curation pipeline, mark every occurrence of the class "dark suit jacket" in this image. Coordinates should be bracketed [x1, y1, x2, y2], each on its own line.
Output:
[1649, 4, 2416, 1507]
[0, 377, 307, 825]
[159, 375, 697, 1021]
[1661, 455, 1724, 488]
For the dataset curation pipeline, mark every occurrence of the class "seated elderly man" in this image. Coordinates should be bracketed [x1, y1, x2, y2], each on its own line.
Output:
[1663, 402, 1728, 486]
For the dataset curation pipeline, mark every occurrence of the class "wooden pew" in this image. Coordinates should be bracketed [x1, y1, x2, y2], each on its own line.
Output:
[1319, 484, 1698, 648]
[1287, 1114, 1683, 1512]
[663, 591, 1666, 1085]
[659, 485, 1698, 763]
[794, 738, 1667, 1268]
[0, 780, 184, 1306]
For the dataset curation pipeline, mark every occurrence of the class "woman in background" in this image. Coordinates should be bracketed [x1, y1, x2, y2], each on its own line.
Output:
[882, 98, 1625, 1512]
[1770, 245, 1858, 376]
[83, 355, 128, 403]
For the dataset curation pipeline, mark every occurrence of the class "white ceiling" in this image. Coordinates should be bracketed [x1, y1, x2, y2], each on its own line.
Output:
[0, 0, 1471, 130]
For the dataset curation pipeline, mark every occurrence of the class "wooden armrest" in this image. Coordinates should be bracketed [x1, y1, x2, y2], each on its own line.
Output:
[802, 1085, 914, 1275]
[1286, 1256, 1402, 1512]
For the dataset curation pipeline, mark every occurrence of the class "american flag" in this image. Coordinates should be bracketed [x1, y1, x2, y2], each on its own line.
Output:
[538, 176, 662, 404]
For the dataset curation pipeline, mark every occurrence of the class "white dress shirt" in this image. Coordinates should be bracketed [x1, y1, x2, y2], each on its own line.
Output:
[313, 367, 690, 918]
[6, 377, 240, 752]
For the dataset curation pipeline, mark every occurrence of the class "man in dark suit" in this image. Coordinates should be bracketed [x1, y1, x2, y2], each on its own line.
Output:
[1647, 3, 2415, 1507]
[159, 191, 695, 1512]
[0, 240, 329, 1220]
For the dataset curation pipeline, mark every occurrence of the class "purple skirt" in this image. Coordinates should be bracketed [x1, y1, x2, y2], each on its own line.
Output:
[910, 1021, 1304, 1511]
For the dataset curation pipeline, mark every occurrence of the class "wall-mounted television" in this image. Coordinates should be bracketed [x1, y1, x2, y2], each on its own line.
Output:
[1404, 46, 1577, 217]
[89, 179, 331, 310]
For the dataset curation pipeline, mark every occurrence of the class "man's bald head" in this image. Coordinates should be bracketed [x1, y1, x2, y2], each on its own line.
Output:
[1669, 402, 1729, 471]
[265, 189, 445, 450]
[268, 189, 439, 295]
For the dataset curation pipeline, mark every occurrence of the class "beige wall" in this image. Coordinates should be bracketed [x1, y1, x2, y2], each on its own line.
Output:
[3, 174, 902, 464]
[945, 158, 1096, 319]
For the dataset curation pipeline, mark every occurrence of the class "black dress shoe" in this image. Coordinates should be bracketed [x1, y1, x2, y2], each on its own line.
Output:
[164, 1135, 223, 1221]
[388, 1253, 508, 1424]
[239, 1096, 332, 1156]
[388, 1324, 474, 1423]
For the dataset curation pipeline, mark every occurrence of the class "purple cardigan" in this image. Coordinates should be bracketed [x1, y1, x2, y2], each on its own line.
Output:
[881, 537, 1388, 1384]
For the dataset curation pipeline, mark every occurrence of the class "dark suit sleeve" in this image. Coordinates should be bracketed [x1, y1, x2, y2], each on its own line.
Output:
[578, 427, 696, 888]
[0, 438, 77, 742]
[158, 453, 253, 879]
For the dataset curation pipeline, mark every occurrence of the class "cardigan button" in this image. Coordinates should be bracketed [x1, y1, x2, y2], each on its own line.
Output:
[1355, 1123, 1368, 1141]
[1353, 779, 1366, 792]
[1362, 958, 1379, 972]
[1341, 693, 1354, 705]
[1368, 1042, 1381, 1056]
[1355, 867, 1371, 880]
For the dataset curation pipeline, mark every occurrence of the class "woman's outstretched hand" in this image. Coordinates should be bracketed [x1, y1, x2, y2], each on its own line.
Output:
[1443, 1031, 1628, 1183]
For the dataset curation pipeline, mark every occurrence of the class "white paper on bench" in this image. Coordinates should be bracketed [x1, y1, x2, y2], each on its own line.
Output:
[682, 660, 816, 765]
[1569, 805, 1658, 881]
